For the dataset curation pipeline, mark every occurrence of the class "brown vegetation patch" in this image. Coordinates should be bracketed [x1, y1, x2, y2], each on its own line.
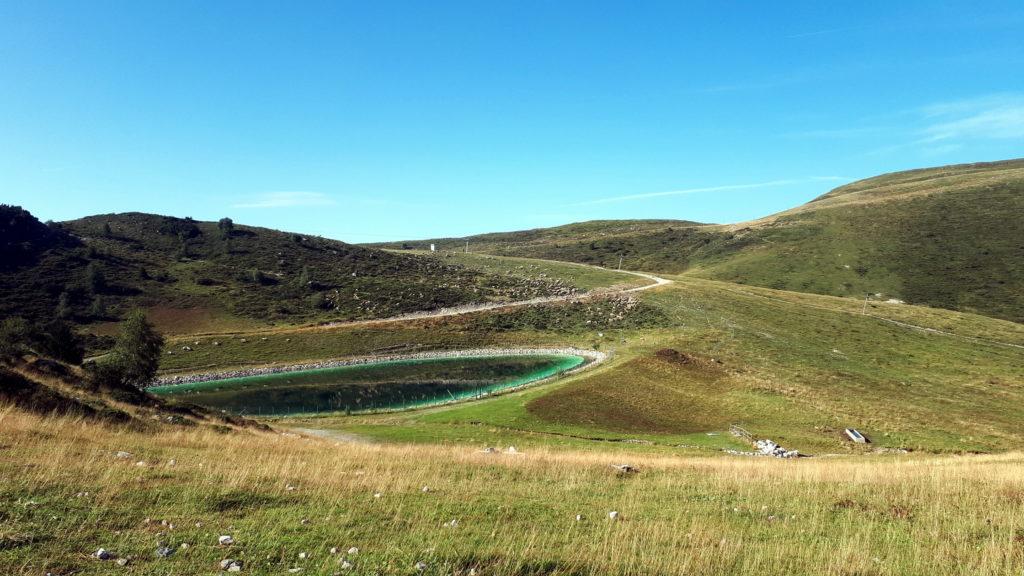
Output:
[526, 355, 734, 435]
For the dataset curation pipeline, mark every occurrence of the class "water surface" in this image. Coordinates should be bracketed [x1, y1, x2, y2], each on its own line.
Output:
[151, 354, 584, 416]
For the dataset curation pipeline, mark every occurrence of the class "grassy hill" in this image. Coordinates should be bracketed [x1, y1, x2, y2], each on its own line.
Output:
[374, 159, 1024, 323]
[0, 208, 583, 336]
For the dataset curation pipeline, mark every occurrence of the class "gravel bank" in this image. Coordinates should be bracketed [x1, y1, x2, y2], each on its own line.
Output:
[150, 347, 607, 388]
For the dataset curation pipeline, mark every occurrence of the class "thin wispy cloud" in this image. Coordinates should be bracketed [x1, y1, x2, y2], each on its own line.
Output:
[233, 191, 336, 209]
[919, 94, 1024, 143]
[574, 177, 849, 206]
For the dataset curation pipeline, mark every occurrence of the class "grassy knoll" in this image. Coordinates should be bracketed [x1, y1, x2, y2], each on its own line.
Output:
[4, 408, 1024, 576]
[375, 159, 1024, 323]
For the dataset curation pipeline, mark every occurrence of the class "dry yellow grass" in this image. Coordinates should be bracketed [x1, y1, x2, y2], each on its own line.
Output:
[3, 406, 1024, 575]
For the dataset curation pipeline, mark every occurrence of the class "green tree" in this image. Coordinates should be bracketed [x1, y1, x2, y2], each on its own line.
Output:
[85, 262, 106, 294]
[36, 319, 84, 364]
[89, 295, 106, 319]
[56, 291, 72, 319]
[0, 317, 31, 359]
[297, 265, 312, 289]
[218, 217, 234, 239]
[108, 310, 164, 387]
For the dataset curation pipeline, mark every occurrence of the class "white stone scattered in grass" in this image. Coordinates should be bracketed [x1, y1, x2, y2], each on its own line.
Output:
[286, 484, 297, 491]
[339, 559, 353, 570]
[115, 451, 133, 459]
[180, 543, 189, 549]
[505, 446, 518, 454]
[373, 492, 382, 499]
[329, 547, 338, 555]
[421, 486, 430, 493]
[347, 547, 359, 555]
[167, 459, 176, 467]
[447, 519, 459, 528]
[300, 518, 310, 525]
[220, 558, 243, 571]
[298, 552, 308, 559]
[608, 511, 620, 521]
[116, 558, 129, 566]
[288, 569, 302, 574]
[218, 535, 234, 546]
[94, 548, 112, 560]
[575, 514, 584, 522]
[415, 561, 428, 572]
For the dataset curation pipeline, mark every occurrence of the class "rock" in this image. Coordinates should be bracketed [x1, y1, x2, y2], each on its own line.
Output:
[421, 486, 430, 493]
[480, 447, 497, 453]
[94, 548, 112, 560]
[447, 518, 459, 528]
[298, 552, 308, 559]
[180, 543, 190, 549]
[415, 561, 428, 572]
[288, 569, 302, 574]
[220, 559, 243, 571]
[575, 514, 584, 522]
[218, 535, 234, 546]
[329, 547, 339, 555]
[300, 518, 310, 525]
[347, 547, 359, 555]
[373, 492, 382, 499]
[608, 511, 620, 521]
[505, 446, 518, 454]
[115, 451, 133, 459]
[286, 484, 297, 491]
[115, 558, 129, 566]
[136, 461, 147, 467]
[156, 545, 174, 558]
[611, 464, 639, 475]
[339, 559, 353, 570]
[167, 459, 176, 467]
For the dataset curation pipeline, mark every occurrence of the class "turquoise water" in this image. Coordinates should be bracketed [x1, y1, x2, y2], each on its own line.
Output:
[151, 354, 585, 416]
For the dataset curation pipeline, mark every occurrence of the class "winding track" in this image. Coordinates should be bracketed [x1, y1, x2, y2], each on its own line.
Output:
[310, 264, 673, 331]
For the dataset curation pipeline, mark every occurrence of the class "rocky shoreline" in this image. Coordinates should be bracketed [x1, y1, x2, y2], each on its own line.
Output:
[150, 347, 607, 388]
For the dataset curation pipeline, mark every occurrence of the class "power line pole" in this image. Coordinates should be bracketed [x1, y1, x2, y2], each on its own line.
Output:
[618, 255, 623, 270]
[465, 240, 469, 254]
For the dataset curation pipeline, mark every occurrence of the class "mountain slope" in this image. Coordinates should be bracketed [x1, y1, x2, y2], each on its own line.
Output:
[375, 159, 1024, 322]
[0, 209, 578, 335]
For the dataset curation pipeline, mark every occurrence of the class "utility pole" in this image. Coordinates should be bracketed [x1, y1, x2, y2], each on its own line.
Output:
[618, 255, 623, 270]
[465, 240, 469, 254]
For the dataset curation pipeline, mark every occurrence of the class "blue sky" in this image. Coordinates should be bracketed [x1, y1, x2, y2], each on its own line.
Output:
[2, 1, 1023, 242]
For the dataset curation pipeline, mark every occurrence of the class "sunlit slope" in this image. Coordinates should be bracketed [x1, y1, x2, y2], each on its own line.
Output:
[376, 159, 1024, 322]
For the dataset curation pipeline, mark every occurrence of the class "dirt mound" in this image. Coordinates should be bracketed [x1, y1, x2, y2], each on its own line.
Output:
[653, 349, 723, 371]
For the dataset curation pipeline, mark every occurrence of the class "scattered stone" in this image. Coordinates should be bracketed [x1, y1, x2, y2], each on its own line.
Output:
[180, 543, 190, 549]
[156, 545, 174, 558]
[300, 518, 310, 525]
[505, 446, 518, 454]
[608, 511, 620, 521]
[339, 559, 353, 570]
[298, 552, 308, 559]
[446, 519, 459, 528]
[421, 486, 430, 493]
[329, 547, 339, 555]
[286, 484, 297, 491]
[167, 459, 176, 467]
[288, 569, 302, 574]
[136, 461, 147, 467]
[116, 558, 129, 566]
[575, 514, 584, 522]
[115, 451, 133, 459]
[373, 492, 382, 499]
[347, 547, 359, 555]
[480, 447, 497, 454]
[611, 464, 639, 475]
[218, 535, 234, 546]
[415, 561, 428, 572]
[220, 558, 243, 571]
[94, 548, 112, 560]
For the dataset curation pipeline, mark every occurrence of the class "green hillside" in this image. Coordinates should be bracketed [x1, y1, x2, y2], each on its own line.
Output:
[375, 159, 1024, 323]
[0, 209, 581, 335]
